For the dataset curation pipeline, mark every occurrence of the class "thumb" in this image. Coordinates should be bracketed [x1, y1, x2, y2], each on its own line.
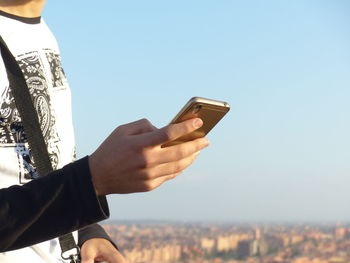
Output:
[139, 117, 203, 147]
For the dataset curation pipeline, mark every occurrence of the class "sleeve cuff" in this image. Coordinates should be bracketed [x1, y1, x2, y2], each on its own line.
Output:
[78, 224, 118, 250]
[72, 157, 110, 223]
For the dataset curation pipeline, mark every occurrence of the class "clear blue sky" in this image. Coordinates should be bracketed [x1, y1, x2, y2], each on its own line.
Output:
[44, 0, 350, 222]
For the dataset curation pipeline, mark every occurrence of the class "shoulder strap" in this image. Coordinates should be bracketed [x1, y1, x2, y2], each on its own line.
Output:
[0, 36, 52, 176]
[0, 36, 80, 263]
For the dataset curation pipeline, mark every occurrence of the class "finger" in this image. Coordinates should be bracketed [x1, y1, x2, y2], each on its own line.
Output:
[138, 118, 203, 147]
[141, 151, 200, 181]
[117, 118, 156, 135]
[138, 137, 208, 168]
[80, 250, 95, 263]
[158, 137, 209, 164]
[104, 251, 128, 263]
[147, 171, 182, 190]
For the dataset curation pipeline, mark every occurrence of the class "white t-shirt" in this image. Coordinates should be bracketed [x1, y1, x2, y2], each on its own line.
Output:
[0, 11, 76, 262]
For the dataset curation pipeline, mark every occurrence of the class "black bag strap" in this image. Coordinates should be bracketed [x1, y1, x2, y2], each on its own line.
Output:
[0, 36, 80, 263]
[0, 36, 52, 175]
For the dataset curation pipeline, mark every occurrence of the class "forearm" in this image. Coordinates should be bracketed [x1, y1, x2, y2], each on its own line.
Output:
[0, 157, 109, 252]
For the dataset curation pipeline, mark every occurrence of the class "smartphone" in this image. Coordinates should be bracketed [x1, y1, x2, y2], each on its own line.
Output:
[162, 97, 230, 147]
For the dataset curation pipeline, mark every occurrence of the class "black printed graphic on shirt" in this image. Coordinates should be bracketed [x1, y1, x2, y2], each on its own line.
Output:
[0, 84, 21, 143]
[46, 51, 66, 89]
[0, 50, 65, 183]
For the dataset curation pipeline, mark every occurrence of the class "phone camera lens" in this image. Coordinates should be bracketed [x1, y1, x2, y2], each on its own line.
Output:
[192, 104, 202, 114]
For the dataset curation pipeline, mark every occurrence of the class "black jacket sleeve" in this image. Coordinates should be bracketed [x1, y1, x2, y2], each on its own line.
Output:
[78, 224, 117, 249]
[0, 156, 109, 252]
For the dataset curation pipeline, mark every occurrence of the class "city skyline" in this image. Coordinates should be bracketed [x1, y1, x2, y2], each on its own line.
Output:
[102, 221, 350, 263]
[43, 1, 350, 221]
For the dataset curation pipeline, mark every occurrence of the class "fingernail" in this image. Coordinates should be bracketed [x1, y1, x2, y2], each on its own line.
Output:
[193, 118, 203, 129]
[202, 138, 209, 147]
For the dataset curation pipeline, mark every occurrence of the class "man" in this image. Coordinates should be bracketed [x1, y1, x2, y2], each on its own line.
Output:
[0, 0, 209, 262]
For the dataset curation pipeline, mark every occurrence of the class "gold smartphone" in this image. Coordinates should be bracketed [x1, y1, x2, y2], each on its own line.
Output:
[163, 97, 230, 147]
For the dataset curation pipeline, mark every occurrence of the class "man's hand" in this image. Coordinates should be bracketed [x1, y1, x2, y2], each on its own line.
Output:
[89, 118, 209, 195]
[80, 238, 127, 263]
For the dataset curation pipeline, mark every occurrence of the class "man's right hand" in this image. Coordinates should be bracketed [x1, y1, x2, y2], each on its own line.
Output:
[88, 118, 209, 195]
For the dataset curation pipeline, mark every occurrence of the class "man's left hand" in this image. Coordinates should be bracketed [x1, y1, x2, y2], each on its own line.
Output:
[80, 238, 128, 263]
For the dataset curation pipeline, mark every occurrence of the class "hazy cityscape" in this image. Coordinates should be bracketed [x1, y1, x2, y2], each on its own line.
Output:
[103, 221, 350, 263]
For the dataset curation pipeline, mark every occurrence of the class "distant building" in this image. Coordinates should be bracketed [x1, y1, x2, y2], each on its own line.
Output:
[250, 239, 269, 257]
[265, 235, 283, 254]
[201, 238, 215, 253]
[237, 240, 251, 258]
[335, 228, 346, 240]
[250, 240, 259, 256]
[255, 227, 262, 240]
[258, 239, 269, 256]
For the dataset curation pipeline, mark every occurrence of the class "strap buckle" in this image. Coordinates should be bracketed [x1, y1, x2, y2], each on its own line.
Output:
[61, 245, 81, 263]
